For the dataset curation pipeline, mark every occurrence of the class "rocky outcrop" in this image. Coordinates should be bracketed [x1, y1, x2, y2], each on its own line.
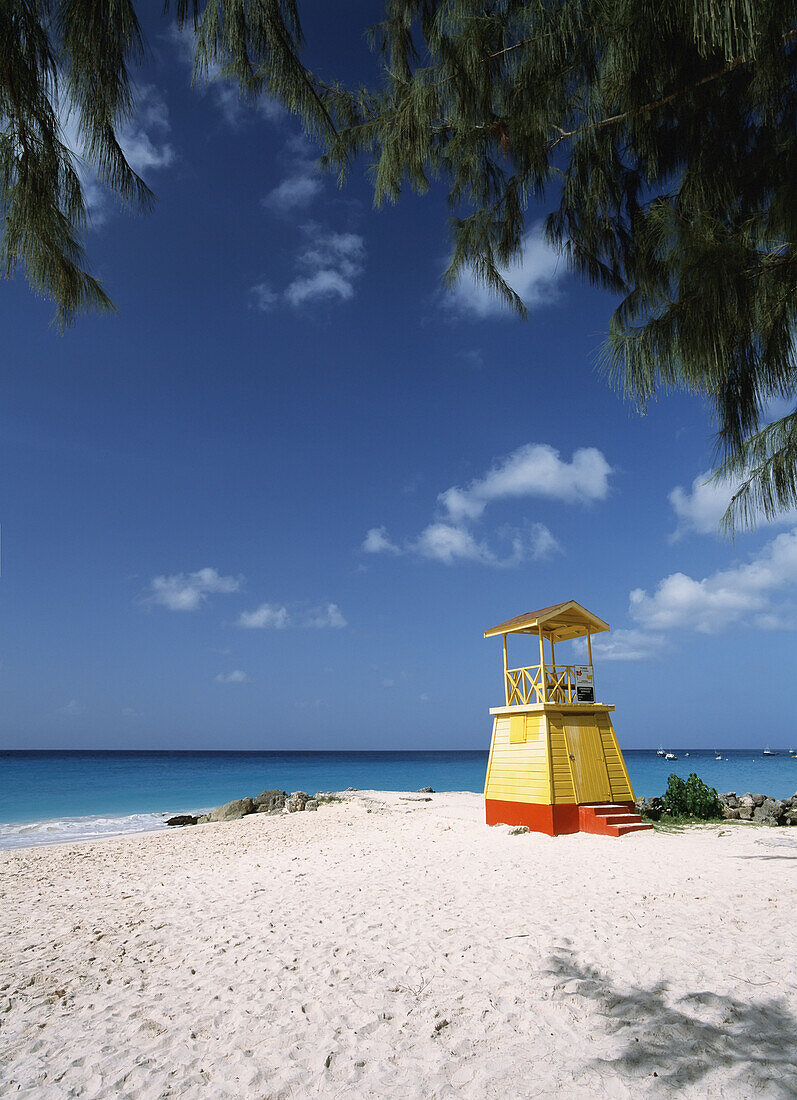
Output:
[206, 797, 256, 822]
[723, 791, 795, 825]
[254, 789, 287, 813]
[636, 790, 797, 826]
[635, 796, 664, 820]
[184, 787, 335, 828]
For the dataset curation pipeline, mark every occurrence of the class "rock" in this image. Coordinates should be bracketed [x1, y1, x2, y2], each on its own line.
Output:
[783, 809, 797, 826]
[721, 793, 739, 809]
[417, 787, 435, 794]
[196, 814, 210, 824]
[254, 789, 287, 813]
[208, 797, 256, 822]
[737, 794, 755, 820]
[752, 793, 766, 807]
[752, 797, 783, 825]
[165, 814, 198, 827]
[636, 796, 663, 821]
[721, 805, 740, 820]
[400, 796, 432, 802]
[508, 825, 530, 835]
[305, 799, 319, 811]
[286, 791, 310, 813]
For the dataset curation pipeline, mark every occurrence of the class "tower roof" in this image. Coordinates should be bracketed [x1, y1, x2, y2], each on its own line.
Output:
[484, 601, 609, 642]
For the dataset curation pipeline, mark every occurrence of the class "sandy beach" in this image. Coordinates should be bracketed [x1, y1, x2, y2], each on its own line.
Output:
[1, 791, 795, 1098]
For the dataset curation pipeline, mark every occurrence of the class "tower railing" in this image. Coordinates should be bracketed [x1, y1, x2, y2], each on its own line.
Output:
[505, 664, 590, 705]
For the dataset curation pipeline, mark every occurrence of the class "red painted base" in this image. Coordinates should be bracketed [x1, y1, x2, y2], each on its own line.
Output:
[485, 799, 580, 836]
[485, 799, 644, 837]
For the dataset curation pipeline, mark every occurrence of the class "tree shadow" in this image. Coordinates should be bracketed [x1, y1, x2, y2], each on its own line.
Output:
[733, 853, 797, 860]
[544, 950, 797, 1094]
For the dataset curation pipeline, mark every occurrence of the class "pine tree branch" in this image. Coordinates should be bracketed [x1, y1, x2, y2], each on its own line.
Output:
[546, 28, 797, 152]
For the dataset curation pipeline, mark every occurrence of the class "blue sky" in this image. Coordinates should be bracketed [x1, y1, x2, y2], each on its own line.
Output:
[2, 3, 796, 750]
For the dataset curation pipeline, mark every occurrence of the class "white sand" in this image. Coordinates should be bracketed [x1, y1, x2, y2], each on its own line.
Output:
[1, 791, 795, 1098]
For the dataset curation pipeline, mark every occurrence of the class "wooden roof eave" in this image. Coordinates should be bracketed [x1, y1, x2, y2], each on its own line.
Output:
[483, 600, 610, 641]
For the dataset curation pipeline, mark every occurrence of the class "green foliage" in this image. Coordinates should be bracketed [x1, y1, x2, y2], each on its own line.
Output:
[313, 0, 797, 532]
[0, 0, 153, 324]
[3, 1, 796, 520]
[661, 772, 724, 820]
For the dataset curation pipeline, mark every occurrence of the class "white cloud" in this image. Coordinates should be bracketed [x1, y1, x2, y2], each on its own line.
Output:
[147, 567, 241, 611]
[306, 603, 347, 629]
[440, 444, 611, 522]
[362, 443, 610, 567]
[367, 521, 548, 566]
[238, 601, 346, 629]
[362, 527, 401, 554]
[263, 135, 323, 213]
[216, 669, 249, 683]
[238, 603, 289, 629]
[252, 226, 366, 311]
[529, 523, 562, 560]
[413, 523, 496, 564]
[250, 282, 278, 311]
[444, 225, 567, 318]
[59, 699, 86, 716]
[669, 468, 797, 540]
[630, 526, 797, 633]
[285, 229, 365, 306]
[266, 175, 323, 212]
[60, 84, 174, 224]
[593, 629, 666, 662]
[170, 25, 282, 127]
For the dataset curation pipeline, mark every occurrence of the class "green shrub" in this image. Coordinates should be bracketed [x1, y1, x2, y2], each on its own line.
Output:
[661, 773, 723, 820]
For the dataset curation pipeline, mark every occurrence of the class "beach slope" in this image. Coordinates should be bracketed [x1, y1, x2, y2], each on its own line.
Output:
[1, 791, 795, 1097]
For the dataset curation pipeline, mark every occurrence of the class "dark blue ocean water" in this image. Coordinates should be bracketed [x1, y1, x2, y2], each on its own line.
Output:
[1, 749, 796, 848]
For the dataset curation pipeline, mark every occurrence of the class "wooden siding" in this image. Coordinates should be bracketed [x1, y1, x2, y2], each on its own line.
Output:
[596, 714, 635, 801]
[562, 714, 612, 802]
[547, 714, 577, 804]
[484, 714, 551, 803]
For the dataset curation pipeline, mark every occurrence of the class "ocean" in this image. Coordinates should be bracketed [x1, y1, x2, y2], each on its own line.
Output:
[1, 748, 796, 850]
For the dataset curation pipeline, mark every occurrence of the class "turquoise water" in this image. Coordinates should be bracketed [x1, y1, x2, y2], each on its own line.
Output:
[1, 749, 796, 848]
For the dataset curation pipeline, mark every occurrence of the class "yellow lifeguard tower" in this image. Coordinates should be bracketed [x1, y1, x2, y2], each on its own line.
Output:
[483, 601, 651, 836]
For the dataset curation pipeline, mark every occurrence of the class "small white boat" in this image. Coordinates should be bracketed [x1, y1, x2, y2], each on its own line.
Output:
[685, 752, 690, 757]
[665, 752, 677, 760]
[715, 753, 722, 760]
[763, 748, 778, 756]
[656, 748, 666, 757]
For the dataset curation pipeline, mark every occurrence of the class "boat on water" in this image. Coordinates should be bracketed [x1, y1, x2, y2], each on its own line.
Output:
[665, 752, 677, 760]
[656, 748, 666, 756]
[715, 752, 722, 760]
[763, 748, 779, 756]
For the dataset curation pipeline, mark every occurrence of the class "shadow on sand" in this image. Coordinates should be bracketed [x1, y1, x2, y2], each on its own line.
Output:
[545, 950, 797, 1094]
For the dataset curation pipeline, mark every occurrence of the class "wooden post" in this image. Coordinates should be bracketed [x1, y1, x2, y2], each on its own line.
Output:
[587, 632, 593, 667]
[502, 634, 509, 704]
[538, 626, 547, 703]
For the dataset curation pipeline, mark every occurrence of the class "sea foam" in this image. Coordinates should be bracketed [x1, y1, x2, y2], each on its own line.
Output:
[0, 811, 169, 850]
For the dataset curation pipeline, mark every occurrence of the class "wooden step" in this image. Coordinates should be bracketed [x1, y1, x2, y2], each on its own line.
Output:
[607, 821, 654, 836]
[578, 802, 653, 836]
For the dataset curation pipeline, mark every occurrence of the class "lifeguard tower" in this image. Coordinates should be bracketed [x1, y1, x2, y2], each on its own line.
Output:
[483, 601, 651, 836]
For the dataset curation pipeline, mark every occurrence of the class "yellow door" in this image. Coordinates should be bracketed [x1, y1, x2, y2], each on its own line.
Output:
[563, 715, 612, 802]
